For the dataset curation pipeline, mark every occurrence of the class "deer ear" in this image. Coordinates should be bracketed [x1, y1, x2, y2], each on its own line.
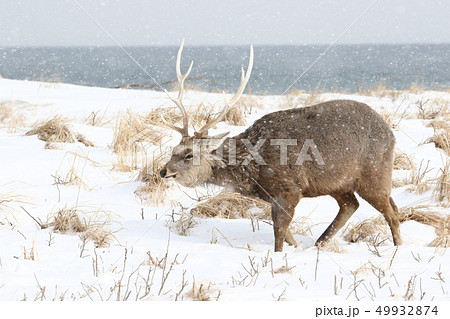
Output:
[207, 131, 229, 140]
[201, 131, 229, 152]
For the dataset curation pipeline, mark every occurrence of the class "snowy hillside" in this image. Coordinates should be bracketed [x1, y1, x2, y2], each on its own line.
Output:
[0, 78, 449, 301]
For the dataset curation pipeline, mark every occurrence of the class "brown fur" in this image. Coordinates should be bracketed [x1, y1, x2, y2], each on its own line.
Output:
[162, 100, 401, 252]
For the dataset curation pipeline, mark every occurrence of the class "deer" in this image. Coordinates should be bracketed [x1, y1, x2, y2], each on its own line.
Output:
[159, 41, 401, 252]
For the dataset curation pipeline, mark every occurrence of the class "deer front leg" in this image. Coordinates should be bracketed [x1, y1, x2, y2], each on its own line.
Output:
[271, 193, 300, 252]
[285, 229, 298, 247]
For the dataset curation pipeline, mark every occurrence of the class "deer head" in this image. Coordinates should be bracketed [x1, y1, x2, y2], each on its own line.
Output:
[159, 40, 253, 187]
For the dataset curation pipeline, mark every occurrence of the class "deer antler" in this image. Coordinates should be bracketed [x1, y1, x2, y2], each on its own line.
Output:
[162, 39, 193, 137]
[196, 45, 254, 137]
[162, 41, 253, 138]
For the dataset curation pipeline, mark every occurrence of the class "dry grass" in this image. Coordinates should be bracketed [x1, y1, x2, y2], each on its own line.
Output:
[84, 110, 112, 127]
[408, 84, 425, 95]
[399, 206, 450, 248]
[50, 208, 114, 248]
[357, 82, 401, 100]
[393, 152, 413, 170]
[0, 100, 28, 132]
[399, 206, 448, 225]
[278, 91, 323, 109]
[52, 209, 87, 233]
[187, 103, 215, 129]
[173, 210, 198, 236]
[379, 109, 395, 128]
[416, 99, 447, 120]
[185, 281, 219, 301]
[145, 101, 247, 133]
[344, 206, 450, 248]
[407, 160, 433, 194]
[423, 101, 449, 157]
[236, 95, 264, 111]
[343, 216, 390, 244]
[392, 153, 413, 187]
[189, 103, 247, 128]
[321, 238, 346, 254]
[26, 116, 73, 142]
[434, 160, 450, 206]
[392, 179, 410, 189]
[26, 116, 93, 148]
[113, 111, 164, 171]
[289, 216, 313, 237]
[81, 223, 115, 248]
[428, 230, 449, 248]
[0, 191, 31, 229]
[426, 123, 450, 156]
[145, 106, 183, 127]
[191, 191, 270, 219]
[135, 153, 169, 206]
[52, 152, 100, 191]
[224, 106, 246, 126]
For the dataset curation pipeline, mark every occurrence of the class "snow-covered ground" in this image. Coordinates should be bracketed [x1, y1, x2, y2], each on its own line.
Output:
[0, 78, 449, 301]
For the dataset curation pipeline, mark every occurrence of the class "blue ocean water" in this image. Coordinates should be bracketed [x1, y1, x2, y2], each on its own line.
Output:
[0, 44, 449, 94]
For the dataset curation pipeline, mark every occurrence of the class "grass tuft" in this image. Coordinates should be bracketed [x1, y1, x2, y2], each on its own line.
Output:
[0, 100, 28, 132]
[191, 191, 270, 219]
[343, 217, 390, 244]
[427, 127, 450, 156]
[393, 152, 413, 170]
[52, 209, 87, 233]
[51, 208, 115, 248]
[434, 160, 450, 206]
[399, 206, 450, 248]
[135, 153, 169, 205]
[113, 111, 164, 171]
[26, 116, 93, 147]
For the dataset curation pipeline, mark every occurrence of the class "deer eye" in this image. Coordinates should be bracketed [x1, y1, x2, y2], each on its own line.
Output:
[184, 154, 193, 160]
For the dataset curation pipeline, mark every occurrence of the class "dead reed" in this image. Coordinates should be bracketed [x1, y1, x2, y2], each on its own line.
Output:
[407, 160, 433, 194]
[344, 206, 450, 248]
[51, 208, 114, 248]
[145, 106, 182, 127]
[191, 191, 270, 219]
[52, 209, 87, 233]
[321, 238, 346, 254]
[135, 153, 169, 205]
[399, 206, 450, 248]
[1, 191, 31, 229]
[379, 109, 395, 128]
[224, 106, 247, 126]
[113, 111, 164, 171]
[434, 160, 450, 205]
[426, 122, 450, 156]
[288, 216, 313, 237]
[393, 152, 413, 170]
[185, 281, 219, 301]
[0, 100, 28, 132]
[26, 116, 93, 147]
[343, 216, 390, 244]
[148, 101, 247, 132]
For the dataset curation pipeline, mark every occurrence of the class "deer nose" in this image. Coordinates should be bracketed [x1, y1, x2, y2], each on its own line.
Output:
[159, 168, 167, 178]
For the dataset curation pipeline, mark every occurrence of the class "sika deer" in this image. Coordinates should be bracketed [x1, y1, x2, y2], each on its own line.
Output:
[160, 42, 401, 252]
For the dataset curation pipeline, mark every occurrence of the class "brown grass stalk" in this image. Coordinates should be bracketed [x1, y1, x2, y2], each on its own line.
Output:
[191, 191, 270, 219]
[26, 116, 93, 147]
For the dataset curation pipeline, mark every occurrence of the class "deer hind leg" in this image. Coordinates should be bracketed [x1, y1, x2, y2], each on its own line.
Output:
[316, 192, 359, 247]
[271, 193, 300, 252]
[358, 191, 402, 245]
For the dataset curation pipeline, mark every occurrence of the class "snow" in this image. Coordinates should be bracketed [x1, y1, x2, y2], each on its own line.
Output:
[0, 78, 449, 302]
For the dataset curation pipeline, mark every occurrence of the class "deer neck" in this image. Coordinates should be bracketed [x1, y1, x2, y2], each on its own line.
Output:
[207, 138, 259, 196]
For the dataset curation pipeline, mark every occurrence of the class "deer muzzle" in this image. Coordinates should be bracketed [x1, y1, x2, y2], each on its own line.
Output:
[159, 168, 176, 179]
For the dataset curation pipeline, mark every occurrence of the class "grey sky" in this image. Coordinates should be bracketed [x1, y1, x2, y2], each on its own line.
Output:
[1, 0, 449, 46]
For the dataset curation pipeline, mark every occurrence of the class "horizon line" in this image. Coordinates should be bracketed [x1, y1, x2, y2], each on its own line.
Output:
[1, 41, 450, 49]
